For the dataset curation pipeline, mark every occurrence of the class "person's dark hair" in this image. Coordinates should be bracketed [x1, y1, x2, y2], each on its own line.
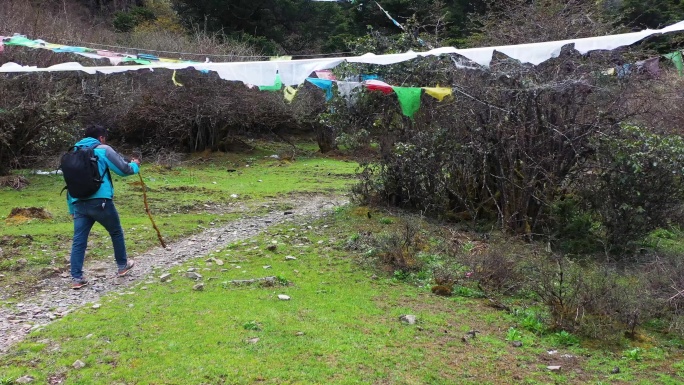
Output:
[84, 124, 107, 140]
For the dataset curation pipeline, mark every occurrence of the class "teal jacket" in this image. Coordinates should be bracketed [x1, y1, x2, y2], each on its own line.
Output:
[66, 137, 140, 214]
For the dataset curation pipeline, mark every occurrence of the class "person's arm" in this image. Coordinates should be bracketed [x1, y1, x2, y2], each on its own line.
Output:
[100, 145, 140, 176]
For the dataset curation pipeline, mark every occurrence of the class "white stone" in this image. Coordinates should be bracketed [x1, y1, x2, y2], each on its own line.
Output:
[277, 295, 291, 300]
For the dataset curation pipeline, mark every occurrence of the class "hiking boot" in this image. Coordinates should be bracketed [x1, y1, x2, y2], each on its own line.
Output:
[117, 260, 135, 277]
[71, 278, 88, 290]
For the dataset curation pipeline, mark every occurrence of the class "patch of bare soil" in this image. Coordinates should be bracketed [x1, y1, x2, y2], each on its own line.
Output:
[0, 193, 348, 355]
[7, 207, 53, 220]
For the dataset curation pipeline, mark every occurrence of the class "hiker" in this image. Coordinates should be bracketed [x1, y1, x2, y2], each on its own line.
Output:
[65, 124, 140, 289]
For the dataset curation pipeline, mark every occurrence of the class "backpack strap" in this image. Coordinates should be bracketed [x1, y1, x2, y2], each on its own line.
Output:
[91, 143, 112, 185]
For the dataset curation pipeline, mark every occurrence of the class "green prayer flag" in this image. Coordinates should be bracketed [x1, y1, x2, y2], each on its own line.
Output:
[259, 74, 283, 91]
[392, 87, 422, 118]
[5, 36, 38, 47]
[122, 57, 152, 65]
[664, 51, 683, 76]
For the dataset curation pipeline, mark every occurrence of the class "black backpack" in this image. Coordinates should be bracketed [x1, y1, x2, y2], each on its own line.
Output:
[60, 144, 110, 199]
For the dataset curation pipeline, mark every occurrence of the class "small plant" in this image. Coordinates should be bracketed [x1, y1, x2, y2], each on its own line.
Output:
[520, 310, 546, 335]
[506, 327, 523, 341]
[623, 347, 642, 361]
[392, 270, 410, 281]
[553, 330, 580, 346]
[243, 320, 262, 331]
[452, 285, 484, 298]
[0, 378, 14, 385]
[379, 217, 394, 225]
[275, 276, 289, 286]
[462, 241, 475, 254]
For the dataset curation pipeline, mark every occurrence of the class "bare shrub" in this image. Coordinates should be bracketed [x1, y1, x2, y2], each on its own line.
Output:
[368, 221, 425, 274]
[149, 148, 183, 169]
[0, 176, 29, 190]
[636, 252, 684, 335]
[467, 0, 616, 47]
[459, 243, 524, 296]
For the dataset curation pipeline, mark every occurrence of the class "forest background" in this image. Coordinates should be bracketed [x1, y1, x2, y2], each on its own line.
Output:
[2, 0, 684, 345]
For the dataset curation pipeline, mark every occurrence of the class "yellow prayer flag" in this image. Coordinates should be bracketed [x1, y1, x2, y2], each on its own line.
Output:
[284, 86, 298, 102]
[422, 87, 452, 101]
[172, 70, 183, 87]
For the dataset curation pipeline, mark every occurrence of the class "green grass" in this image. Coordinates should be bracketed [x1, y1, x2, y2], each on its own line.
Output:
[2, 145, 684, 384]
[0, 144, 358, 297]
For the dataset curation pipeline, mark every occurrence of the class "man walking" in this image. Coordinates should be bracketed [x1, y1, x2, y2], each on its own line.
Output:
[66, 124, 140, 289]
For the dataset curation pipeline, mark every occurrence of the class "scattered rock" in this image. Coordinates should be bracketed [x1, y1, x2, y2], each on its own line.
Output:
[399, 314, 417, 324]
[15, 375, 34, 384]
[266, 244, 277, 251]
[511, 341, 523, 347]
[295, 331, 305, 336]
[160, 273, 172, 282]
[277, 294, 291, 300]
[462, 330, 480, 343]
[92, 304, 101, 309]
[611, 367, 620, 374]
[285, 255, 297, 261]
[547, 365, 561, 372]
[193, 283, 204, 291]
[186, 272, 202, 280]
[247, 337, 260, 344]
[72, 359, 86, 369]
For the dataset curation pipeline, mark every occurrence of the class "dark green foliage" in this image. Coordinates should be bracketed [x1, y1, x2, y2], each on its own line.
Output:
[113, 6, 156, 32]
[172, 0, 478, 54]
[586, 125, 684, 253]
[608, 0, 684, 30]
[549, 196, 602, 254]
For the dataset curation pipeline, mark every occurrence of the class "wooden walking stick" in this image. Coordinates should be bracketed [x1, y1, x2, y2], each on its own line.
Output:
[138, 172, 167, 248]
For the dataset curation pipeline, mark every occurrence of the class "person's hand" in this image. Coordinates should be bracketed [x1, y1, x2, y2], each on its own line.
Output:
[131, 158, 141, 166]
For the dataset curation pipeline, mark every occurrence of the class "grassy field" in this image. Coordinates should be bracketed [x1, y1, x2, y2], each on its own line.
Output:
[0, 142, 357, 298]
[1, 142, 684, 384]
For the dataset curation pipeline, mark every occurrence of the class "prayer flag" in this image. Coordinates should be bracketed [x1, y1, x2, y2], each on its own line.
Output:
[172, 70, 183, 87]
[364, 79, 393, 94]
[259, 73, 283, 91]
[422, 86, 452, 101]
[306, 77, 334, 100]
[284, 86, 298, 102]
[392, 87, 422, 118]
[664, 51, 683, 75]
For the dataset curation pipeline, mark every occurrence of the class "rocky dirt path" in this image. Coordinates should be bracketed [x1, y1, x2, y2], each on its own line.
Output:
[0, 194, 347, 354]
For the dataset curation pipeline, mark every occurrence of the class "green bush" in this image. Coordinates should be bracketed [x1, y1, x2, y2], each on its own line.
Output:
[587, 124, 684, 253]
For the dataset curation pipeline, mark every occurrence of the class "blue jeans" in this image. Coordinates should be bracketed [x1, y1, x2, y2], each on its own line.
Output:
[70, 198, 128, 280]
